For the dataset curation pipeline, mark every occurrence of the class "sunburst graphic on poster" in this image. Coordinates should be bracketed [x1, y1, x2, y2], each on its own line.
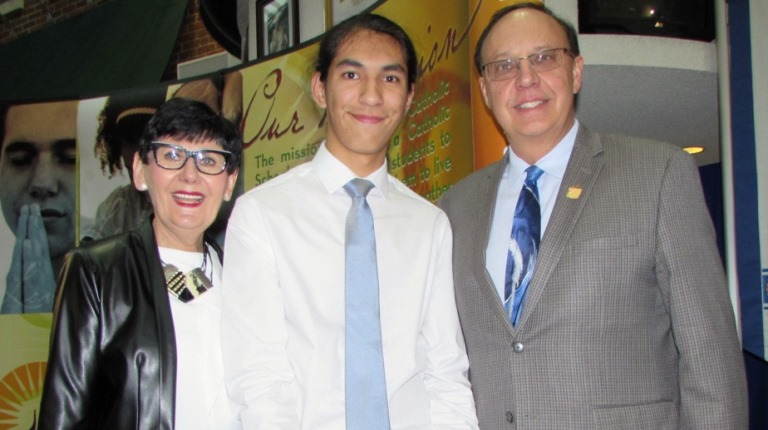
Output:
[0, 362, 47, 430]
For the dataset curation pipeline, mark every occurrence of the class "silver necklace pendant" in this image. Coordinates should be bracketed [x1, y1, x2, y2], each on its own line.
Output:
[163, 258, 213, 303]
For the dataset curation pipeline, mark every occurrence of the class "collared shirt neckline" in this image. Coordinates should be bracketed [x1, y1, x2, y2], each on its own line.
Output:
[313, 141, 390, 199]
[503, 119, 579, 183]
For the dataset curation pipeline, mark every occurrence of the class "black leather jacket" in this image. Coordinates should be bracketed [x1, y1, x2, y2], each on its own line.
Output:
[38, 217, 222, 429]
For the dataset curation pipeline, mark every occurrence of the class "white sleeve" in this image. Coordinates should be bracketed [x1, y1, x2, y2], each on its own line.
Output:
[221, 196, 299, 429]
[420, 212, 479, 428]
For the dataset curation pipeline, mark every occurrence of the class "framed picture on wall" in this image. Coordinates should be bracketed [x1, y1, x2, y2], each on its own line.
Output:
[256, 0, 299, 57]
[327, 0, 378, 26]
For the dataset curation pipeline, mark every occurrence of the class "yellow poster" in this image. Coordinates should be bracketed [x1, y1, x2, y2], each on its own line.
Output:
[376, 0, 472, 201]
[240, 46, 326, 190]
[0, 314, 51, 429]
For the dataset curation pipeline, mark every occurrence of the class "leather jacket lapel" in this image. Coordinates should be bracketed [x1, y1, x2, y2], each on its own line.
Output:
[137, 217, 178, 429]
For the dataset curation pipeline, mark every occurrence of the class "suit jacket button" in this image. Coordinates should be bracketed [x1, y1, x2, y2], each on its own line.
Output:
[506, 411, 514, 423]
[512, 341, 524, 352]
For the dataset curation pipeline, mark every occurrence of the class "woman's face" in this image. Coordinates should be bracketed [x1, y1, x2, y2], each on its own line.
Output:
[133, 136, 238, 249]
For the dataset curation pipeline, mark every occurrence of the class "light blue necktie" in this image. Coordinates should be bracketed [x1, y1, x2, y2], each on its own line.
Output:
[504, 166, 544, 326]
[344, 178, 390, 430]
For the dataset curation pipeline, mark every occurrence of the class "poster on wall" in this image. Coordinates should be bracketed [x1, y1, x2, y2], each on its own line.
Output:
[0, 314, 51, 428]
[78, 89, 162, 244]
[0, 100, 79, 315]
[0, 98, 79, 427]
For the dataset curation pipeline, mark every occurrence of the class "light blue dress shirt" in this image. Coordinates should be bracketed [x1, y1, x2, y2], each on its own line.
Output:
[486, 121, 579, 300]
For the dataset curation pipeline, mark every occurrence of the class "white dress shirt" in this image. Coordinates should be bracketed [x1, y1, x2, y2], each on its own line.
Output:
[161, 246, 240, 430]
[486, 121, 578, 300]
[222, 142, 478, 429]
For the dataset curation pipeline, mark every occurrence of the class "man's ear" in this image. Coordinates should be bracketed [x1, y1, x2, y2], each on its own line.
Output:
[571, 55, 584, 94]
[405, 84, 415, 112]
[310, 72, 327, 108]
[478, 76, 491, 109]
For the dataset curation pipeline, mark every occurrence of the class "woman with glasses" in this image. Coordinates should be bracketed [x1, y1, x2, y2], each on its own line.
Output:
[39, 98, 242, 429]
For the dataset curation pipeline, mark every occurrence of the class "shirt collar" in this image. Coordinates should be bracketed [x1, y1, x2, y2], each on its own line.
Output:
[504, 119, 579, 181]
[313, 141, 390, 197]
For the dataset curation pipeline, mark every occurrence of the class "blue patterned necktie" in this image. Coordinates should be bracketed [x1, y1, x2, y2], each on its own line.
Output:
[504, 165, 544, 326]
[343, 178, 391, 430]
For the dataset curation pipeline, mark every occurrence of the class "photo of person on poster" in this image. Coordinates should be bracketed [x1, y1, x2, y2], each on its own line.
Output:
[80, 88, 164, 243]
[0, 100, 78, 314]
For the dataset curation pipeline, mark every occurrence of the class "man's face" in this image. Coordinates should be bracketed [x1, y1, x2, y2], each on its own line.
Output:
[311, 29, 414, 176]
[0, 101, 77, 258]
[479, 8, 583, 155]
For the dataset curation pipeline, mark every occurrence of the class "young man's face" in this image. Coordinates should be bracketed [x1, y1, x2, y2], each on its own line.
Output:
[0, 101, 77, 258]
[311, 29, 414, 176]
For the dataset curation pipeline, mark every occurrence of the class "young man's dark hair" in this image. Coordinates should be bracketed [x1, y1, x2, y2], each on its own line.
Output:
[315, 13, 420, 89]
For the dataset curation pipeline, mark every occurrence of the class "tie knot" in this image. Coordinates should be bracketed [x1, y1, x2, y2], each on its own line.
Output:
[344, 178, 375, 198]
[525, 165, 544, 186]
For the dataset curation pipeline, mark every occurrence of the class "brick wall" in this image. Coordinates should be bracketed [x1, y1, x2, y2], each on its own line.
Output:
[163, 0, 227, 81]
[0, 0, 106, 40]
[0, 0, 226, 83]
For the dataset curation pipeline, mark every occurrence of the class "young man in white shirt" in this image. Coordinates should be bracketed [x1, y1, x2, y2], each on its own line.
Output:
[221, 13, 478, 430]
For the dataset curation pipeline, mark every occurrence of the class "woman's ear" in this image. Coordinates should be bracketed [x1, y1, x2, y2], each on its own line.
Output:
[224, 169, 239, 201]
[132, 152, 148, 191]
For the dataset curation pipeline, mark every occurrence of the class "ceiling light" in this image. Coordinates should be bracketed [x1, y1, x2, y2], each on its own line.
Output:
[683, 146, 704, 154]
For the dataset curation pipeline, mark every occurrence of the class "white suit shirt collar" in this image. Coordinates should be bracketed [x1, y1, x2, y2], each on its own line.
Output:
[312, 141, 390, 198]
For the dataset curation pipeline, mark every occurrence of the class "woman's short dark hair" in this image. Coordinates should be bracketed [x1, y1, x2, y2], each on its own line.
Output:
[474, 2, 580, 74]
[315, 13, 419, 89]
[138, 98, 243, 174]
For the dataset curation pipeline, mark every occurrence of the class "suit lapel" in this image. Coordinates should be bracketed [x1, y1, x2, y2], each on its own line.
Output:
[515, 126, 604, 329]
[471, 159, 516, 326]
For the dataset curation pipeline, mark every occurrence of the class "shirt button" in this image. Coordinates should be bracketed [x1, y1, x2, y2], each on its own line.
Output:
[512, 341, 524, 353]
[506, 411, 514, 423]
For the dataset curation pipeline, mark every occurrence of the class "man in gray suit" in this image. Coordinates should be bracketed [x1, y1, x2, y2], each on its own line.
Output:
[439, 3, 748, 428]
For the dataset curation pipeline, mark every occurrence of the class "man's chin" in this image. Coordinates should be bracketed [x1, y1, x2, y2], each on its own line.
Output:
[47, 230, 76, 258]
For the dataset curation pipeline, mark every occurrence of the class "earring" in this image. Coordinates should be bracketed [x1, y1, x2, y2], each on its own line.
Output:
[224, 194, 231, 202]
[140, 184, 148, 191]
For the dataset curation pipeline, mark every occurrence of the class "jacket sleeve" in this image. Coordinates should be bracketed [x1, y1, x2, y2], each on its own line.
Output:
[656, 149, 748, 428]
[38, 250, 104, 429]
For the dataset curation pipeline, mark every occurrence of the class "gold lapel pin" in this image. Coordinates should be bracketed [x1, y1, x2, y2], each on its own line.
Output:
[566, 186, 582, 200]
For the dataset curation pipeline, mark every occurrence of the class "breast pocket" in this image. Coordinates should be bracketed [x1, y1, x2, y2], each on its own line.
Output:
[592, 400, 677, 430]
[567, 235, 644, 279]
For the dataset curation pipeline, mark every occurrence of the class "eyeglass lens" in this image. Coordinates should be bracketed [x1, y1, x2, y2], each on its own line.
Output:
[483, 48, 568, 81]
[152, 143, 228, 175]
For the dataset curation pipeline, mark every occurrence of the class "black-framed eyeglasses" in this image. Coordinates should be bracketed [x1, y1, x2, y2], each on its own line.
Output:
[481, 48, 574, 81]
[149, 142, 232, 175]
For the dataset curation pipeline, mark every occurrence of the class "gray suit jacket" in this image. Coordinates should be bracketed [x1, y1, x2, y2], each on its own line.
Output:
[439, 126, 747, 429]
